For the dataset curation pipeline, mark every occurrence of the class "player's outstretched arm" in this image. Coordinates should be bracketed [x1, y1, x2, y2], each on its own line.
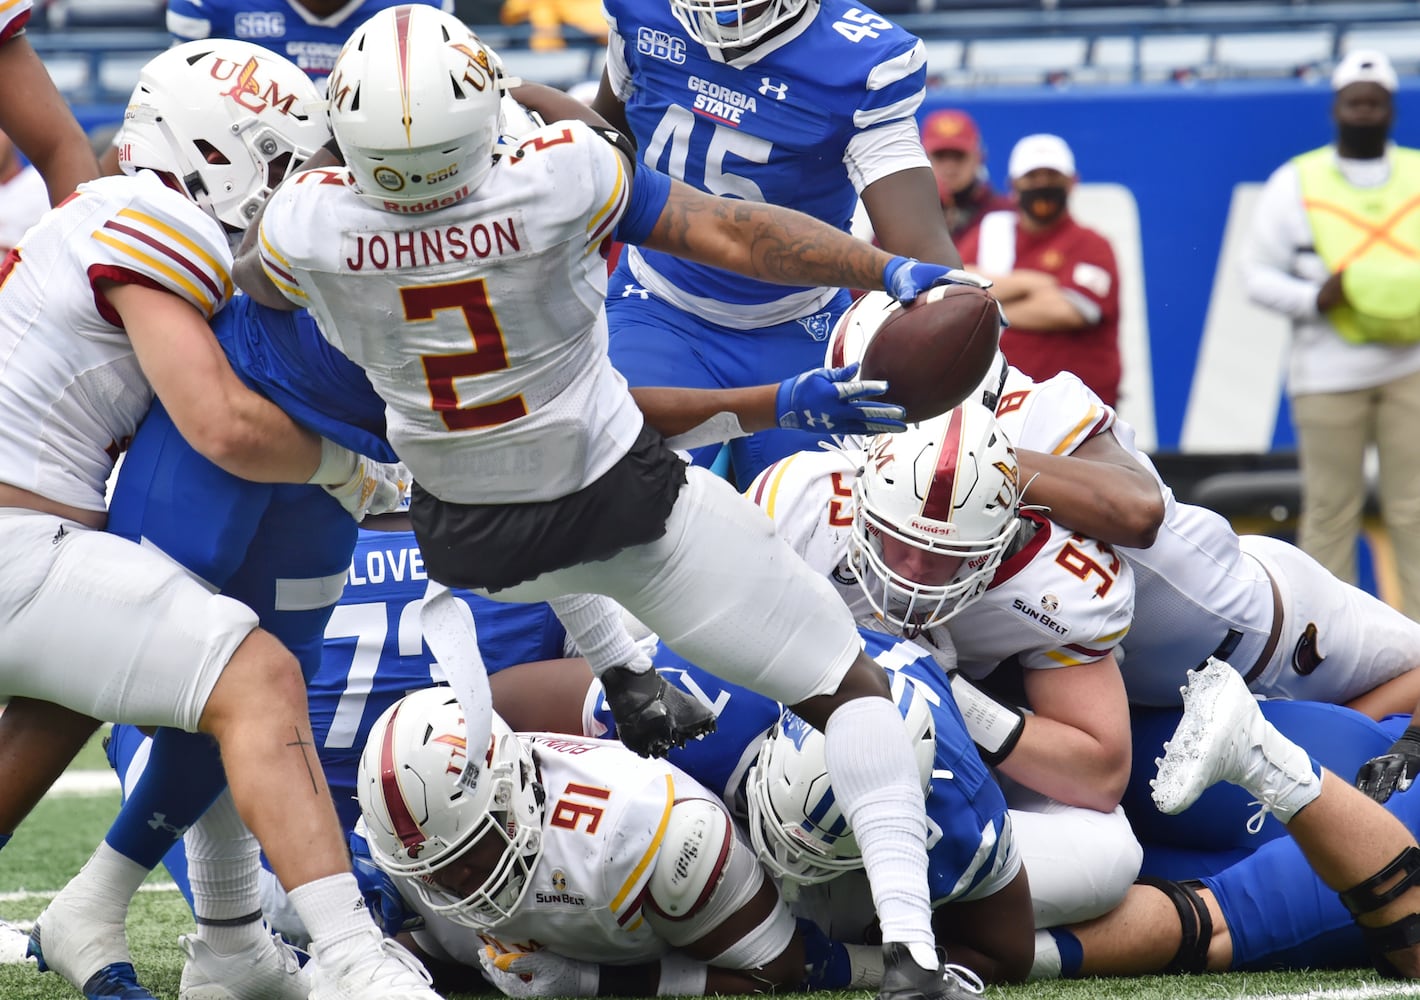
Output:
[860, 165, 962, 268]
[631, 364, 905, 450]
[640, 178, 948, 301]
[0, 35, 99, 204]
[1016, 432, 1165, 549]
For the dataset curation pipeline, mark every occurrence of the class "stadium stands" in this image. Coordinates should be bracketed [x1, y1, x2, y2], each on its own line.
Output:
[29, 0, 1420, 99]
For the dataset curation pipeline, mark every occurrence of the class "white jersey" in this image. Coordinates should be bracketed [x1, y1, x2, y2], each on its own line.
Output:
[993, 368, 1275, 705]
[408, 733, 699, 967]
[0, 172, 233, 510]
[749, 446, 1134, 679]
[256, 120, 645, 504]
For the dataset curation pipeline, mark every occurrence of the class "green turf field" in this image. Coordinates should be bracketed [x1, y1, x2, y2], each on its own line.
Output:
[3, 728, 1420, 1000]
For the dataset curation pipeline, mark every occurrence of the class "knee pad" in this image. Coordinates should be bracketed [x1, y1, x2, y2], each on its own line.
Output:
[1338, 845, 1420, 978]
[1136, 877, 1212, 974]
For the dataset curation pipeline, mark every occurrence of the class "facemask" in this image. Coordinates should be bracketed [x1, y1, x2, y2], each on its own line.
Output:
[1337, 122, 1389, 159]
[1018, 185, 1069, 225]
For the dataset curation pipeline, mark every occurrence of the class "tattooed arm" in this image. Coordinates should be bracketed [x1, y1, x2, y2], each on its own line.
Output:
[638, 177, 895, 293]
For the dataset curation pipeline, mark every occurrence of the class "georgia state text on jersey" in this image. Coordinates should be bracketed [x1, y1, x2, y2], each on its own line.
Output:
[0, 172, 231, 511]
[166, 0, 453, 88]
[1, 0, 31, 41]
[256, 119, 647, 504]
[403, 735, 692, 967]
[603, 0, 926, 320]
[748, 446, 1134, 679]
[587, 628, 1018, 908]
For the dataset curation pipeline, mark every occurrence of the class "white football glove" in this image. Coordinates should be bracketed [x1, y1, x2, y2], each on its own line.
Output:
[309, 439, 410, 522]
[479, 943, 600, 998]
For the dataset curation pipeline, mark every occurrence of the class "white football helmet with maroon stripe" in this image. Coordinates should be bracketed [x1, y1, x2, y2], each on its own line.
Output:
[327, 5, 507, 212]
[119, 39, 327, 234]
[850, 403, 1021, 635]
[356, 687, 544, 929]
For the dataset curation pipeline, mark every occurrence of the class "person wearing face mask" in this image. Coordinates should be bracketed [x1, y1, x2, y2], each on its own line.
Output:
[1245, 50, 1420, 622]
[955, 133, 1122, 406]
[920, 109, 1015, 242]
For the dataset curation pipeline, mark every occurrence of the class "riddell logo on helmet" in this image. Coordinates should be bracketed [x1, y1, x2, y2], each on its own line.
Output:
[909, 519, 956, 538]
[383, 184, 472, 213]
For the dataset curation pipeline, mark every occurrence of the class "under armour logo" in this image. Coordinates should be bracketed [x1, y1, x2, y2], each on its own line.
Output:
[147, 813, 190, 839]
[803, 410, 834, 431]
[758, 78, 789, 100]
[620, 283, 650, 299]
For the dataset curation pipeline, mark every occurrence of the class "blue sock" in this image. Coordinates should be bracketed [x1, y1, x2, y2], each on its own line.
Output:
[1050, 928, 1084, 978]
[104, 728, 226, 871]
[799, 920, 852, 989]
[0, 833, 11, 851]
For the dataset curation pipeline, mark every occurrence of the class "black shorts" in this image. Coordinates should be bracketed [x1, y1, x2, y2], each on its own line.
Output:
[410, 424, 688, 593]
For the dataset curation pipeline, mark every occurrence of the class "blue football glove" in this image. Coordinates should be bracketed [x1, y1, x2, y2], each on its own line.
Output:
[882, 256, 995, 305]
[349, 827, 424, 935]
[776, 363, 907, 435]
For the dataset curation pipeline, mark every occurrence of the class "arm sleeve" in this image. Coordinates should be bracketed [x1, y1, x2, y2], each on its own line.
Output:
[613, 165, 672, 246]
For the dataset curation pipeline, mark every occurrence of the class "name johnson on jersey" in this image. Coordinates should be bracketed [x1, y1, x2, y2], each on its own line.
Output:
[341, 217, 521, 270]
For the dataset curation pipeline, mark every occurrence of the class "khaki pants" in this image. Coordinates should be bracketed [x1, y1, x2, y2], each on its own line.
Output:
[1291, 366, 1420, 620]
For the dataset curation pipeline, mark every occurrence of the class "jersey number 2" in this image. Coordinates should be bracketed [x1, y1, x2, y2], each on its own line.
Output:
[406, 279, 528, 430]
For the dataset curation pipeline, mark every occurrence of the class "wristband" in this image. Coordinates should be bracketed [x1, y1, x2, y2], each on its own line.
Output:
[949, 673, 1025, 766]
[657, 954, 708, 996]
[306, 437, 358, 485]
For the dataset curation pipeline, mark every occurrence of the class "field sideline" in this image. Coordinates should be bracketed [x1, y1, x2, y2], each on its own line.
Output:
[0, 731, 1417, 1000]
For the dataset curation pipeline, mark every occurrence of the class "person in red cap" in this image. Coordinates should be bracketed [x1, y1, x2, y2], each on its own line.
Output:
[920, 108, 1014, 242]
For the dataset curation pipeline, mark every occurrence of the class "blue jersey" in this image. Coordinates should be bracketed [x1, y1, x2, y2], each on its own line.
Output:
[166, 0, 452, 88]
[106, 297, 390, 674]
[312, 526, 567, 829]
[604, 0, 925, 310]
[590, 628, 1012, 904]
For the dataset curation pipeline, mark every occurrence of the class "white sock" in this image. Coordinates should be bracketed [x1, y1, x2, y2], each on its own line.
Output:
[287, 873, 378, 961]
[186, 790, 265, 955]
[550, 594, 651, 676]
[1030, 929, 1062, 980]
[64, 841, 148, 924]
[822, 697, 933, 949]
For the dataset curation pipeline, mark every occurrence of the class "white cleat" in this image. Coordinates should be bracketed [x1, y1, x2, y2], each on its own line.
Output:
[309, 935, 444, 1000]
[179, 926, 312, 1000]
[0, 919, 31, 964]
[1151, 658, 1320, 830]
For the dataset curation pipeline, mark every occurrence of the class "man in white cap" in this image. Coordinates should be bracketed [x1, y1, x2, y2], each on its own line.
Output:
[956, 133, 1123, 406]
[1244, 50, 1420, 621]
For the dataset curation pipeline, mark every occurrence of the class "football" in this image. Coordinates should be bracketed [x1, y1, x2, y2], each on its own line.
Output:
[858, 283, 1003, 423]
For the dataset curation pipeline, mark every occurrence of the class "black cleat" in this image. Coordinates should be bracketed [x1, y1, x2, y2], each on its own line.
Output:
[600, 666, 717, 758]
[878, 943, 983, 1000]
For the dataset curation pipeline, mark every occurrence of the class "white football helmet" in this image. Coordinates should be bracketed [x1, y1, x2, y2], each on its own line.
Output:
[357, 687, 544, 929]
[118, 40, 328, 234]
[850, 404, 1022, 635]
[327, 5, 507, 212]
[671, 0, 813, 50]
[823, 290, 897, 369]
[745, 679, 935, 885]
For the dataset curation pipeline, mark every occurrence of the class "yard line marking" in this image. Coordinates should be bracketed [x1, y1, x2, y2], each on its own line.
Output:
[0, 882, 178, 904]
[51, 770, 118, 796]
[1242, 986, 1420, 1000]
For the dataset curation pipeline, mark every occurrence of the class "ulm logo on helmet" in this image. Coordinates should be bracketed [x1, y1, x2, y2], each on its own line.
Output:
[450, 42, 497, 93]
[213, 56, 305, 118]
